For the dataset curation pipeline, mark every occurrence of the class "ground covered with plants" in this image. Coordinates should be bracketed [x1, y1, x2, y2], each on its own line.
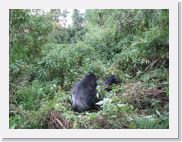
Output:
[9, 9, 169, 129]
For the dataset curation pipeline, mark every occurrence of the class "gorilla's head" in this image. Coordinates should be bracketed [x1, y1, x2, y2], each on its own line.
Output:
[83, 73, 97, 88]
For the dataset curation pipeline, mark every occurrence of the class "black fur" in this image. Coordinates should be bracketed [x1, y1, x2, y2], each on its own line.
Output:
[104, 75, 120, 91]
[71, 73, 98, 112]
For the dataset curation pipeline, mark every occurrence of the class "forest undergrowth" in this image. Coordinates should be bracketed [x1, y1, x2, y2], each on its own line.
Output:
[9, 9, 169, 129]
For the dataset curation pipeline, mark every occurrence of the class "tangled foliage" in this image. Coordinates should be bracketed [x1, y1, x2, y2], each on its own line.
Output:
[9, 9, 169, 129]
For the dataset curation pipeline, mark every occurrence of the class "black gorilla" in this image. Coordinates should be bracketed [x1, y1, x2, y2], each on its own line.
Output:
[104, 75, 120, 91]
[71, 73, 98, 112]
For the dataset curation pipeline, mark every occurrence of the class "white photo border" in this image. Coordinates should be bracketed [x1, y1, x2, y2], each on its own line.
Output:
[0, 0, 179, 139]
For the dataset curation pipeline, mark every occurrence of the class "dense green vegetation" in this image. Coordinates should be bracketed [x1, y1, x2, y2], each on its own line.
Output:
[9, 9, 169, 129]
